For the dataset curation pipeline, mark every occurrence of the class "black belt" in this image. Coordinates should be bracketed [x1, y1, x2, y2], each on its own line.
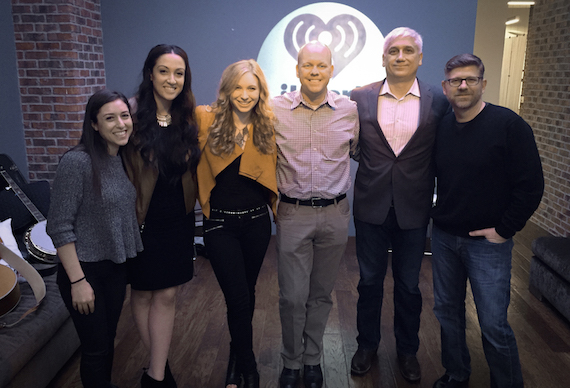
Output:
[280, 193, 346, 207]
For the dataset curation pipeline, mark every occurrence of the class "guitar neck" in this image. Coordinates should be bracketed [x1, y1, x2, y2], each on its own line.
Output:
[0, 170, 46, 223]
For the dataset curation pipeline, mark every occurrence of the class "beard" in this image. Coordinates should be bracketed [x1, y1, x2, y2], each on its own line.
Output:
[451, 93, 480, 110]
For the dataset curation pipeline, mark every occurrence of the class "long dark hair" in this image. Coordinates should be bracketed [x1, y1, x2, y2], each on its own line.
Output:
[133, 44, 200, 182]
[75, 88, 131, 194]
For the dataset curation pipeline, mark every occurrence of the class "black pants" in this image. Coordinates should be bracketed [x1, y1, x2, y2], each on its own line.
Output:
[57, 261, 127, 388]
[204, 205, 271, 373]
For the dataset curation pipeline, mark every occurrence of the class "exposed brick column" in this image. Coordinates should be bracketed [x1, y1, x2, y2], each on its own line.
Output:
[520, 1, 570, 236]
[11, 0, 105, 181]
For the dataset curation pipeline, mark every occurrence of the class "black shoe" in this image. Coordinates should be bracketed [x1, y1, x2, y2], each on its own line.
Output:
[350, 348, 377, 375]
[433, 374, 469, 388]
[243, 369, 260, 388]
[303, 364, 323, 388]
[164, 361, 177, 388]
[279, 367, 300, 388]
[141, 369, 165, 388]
[397, 352, 421, 382]
[225, 350, 241, 387]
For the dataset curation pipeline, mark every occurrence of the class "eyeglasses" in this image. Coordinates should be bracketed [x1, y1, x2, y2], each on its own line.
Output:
[445, 77, 482, 87]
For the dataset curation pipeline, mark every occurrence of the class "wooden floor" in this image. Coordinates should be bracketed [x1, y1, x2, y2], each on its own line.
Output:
[48, 221, 570, 388]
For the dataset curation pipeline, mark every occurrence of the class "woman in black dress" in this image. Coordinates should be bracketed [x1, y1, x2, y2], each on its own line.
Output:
[123, 44, 200, 388]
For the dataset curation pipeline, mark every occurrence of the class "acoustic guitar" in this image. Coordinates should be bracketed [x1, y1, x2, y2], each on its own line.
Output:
[0, 237, 21, 317]
[0, 236, 46, 328]
[0, 165, 56, 264]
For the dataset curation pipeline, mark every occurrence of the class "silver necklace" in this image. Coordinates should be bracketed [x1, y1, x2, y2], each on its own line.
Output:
[235, 126, 249, 148]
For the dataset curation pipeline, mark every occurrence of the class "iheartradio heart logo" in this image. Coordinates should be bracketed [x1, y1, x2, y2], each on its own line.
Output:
[257, 2, 385, 97]
[284, 14, 366, 77]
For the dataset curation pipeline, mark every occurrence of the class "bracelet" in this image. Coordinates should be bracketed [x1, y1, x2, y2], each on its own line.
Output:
[70, 276, 86, 285]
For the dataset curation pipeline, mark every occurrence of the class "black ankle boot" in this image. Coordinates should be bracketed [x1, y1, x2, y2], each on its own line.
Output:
[225, 350, 241, 387]
[141, 369, 165, 388]
[164, 361, 177, 388]
[242, 369, 259, 388]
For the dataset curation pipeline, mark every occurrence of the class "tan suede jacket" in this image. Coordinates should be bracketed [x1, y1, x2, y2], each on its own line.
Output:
[195, 105, 278, 219]
[123, 142, 197, 226]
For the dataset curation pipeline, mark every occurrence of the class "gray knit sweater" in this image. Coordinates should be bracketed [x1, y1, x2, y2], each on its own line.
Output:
[47, 150, 143, 264]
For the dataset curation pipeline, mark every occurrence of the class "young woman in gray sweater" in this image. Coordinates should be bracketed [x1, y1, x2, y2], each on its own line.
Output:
[47, 89, 143, 388]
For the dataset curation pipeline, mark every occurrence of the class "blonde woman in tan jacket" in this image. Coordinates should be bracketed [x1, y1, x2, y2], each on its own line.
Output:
[196, 59, 277, 388]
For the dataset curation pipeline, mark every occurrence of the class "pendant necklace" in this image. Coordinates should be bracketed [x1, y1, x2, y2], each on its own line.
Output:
[235, 125, 249, 148]
[156, 113, 172, 127]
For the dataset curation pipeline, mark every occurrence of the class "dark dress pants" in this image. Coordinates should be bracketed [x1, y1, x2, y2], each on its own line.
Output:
[354, 208, 427, 355]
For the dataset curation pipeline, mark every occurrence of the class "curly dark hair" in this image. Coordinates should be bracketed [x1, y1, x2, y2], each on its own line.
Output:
[133, 44, 200, 182]
[208, 59, 274, 156]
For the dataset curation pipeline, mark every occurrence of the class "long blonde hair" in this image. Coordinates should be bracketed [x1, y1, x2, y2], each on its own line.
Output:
[207, 59, 274, 156]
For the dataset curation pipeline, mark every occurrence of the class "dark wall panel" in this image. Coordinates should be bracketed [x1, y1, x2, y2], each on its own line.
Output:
[101, 0, 477, 105]
[0, 0, 28, 177]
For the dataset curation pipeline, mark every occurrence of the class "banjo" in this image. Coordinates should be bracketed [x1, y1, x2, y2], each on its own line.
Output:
[0, 166, 56, 264]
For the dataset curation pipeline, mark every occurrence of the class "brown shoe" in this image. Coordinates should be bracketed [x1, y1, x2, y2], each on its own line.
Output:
[350, 348, 377, 375]
[397, 353, 421, 382]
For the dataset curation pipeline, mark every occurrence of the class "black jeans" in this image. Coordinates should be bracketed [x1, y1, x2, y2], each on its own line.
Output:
[57, 261, 126, 388]
[204, 205, 271, 373]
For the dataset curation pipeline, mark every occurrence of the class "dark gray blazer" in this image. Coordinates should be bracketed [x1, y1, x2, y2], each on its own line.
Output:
[351, 79, 449, 229]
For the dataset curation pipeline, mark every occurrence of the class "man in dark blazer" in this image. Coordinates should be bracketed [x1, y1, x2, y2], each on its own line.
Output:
[349, 27, 449, 382]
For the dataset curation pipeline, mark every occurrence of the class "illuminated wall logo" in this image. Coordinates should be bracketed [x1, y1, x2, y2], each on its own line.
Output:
[284, 14, 366, 77]
[257, 2, 385, 97]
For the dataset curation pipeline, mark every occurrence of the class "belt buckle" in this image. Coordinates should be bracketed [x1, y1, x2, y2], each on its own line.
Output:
[311, 197, 322, 208]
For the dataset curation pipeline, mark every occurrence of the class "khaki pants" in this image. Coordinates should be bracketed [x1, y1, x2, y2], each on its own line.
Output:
[276, 197, 350, 369]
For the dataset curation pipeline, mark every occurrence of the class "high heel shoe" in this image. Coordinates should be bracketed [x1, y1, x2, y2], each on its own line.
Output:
[242, 369, 259, 388]
[165, 361, 177, 388]
[141, 368, 165, 388]
[225, 350, 241, 387]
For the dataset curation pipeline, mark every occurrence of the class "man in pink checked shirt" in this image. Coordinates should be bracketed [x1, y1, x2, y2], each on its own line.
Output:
[272, 40, 359, 388]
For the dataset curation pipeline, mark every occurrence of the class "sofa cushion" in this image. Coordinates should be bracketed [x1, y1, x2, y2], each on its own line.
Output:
[532, 236, 570, 283]
[0, 273, 70, 387]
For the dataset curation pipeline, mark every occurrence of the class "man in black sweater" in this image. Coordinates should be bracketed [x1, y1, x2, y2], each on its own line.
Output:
[430, 54, 544, 388]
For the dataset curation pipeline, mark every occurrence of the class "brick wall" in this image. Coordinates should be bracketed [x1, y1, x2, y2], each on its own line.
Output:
[520, 0, 570, 237]
[11, 0, 105, 181]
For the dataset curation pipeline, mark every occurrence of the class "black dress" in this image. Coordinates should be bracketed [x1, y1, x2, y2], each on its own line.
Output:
[128, 172, 194, 290]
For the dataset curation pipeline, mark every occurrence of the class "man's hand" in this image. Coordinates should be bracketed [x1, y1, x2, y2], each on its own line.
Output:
[469, 227, 507, 244]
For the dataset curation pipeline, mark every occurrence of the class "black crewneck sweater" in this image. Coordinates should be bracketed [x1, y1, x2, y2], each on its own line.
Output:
[431, 103, 544, 239]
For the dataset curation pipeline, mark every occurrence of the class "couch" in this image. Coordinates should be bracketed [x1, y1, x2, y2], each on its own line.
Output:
[0, 154, 80, 388]
[529, 236, 570, 322]
[0, 272, 80, 388]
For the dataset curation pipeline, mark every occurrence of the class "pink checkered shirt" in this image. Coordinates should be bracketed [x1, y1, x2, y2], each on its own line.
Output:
[273, 90, 359, 200]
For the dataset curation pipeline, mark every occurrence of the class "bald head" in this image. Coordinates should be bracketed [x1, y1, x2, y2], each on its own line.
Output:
[297, 41, 332, 66]
[295, 40, 334, 106]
